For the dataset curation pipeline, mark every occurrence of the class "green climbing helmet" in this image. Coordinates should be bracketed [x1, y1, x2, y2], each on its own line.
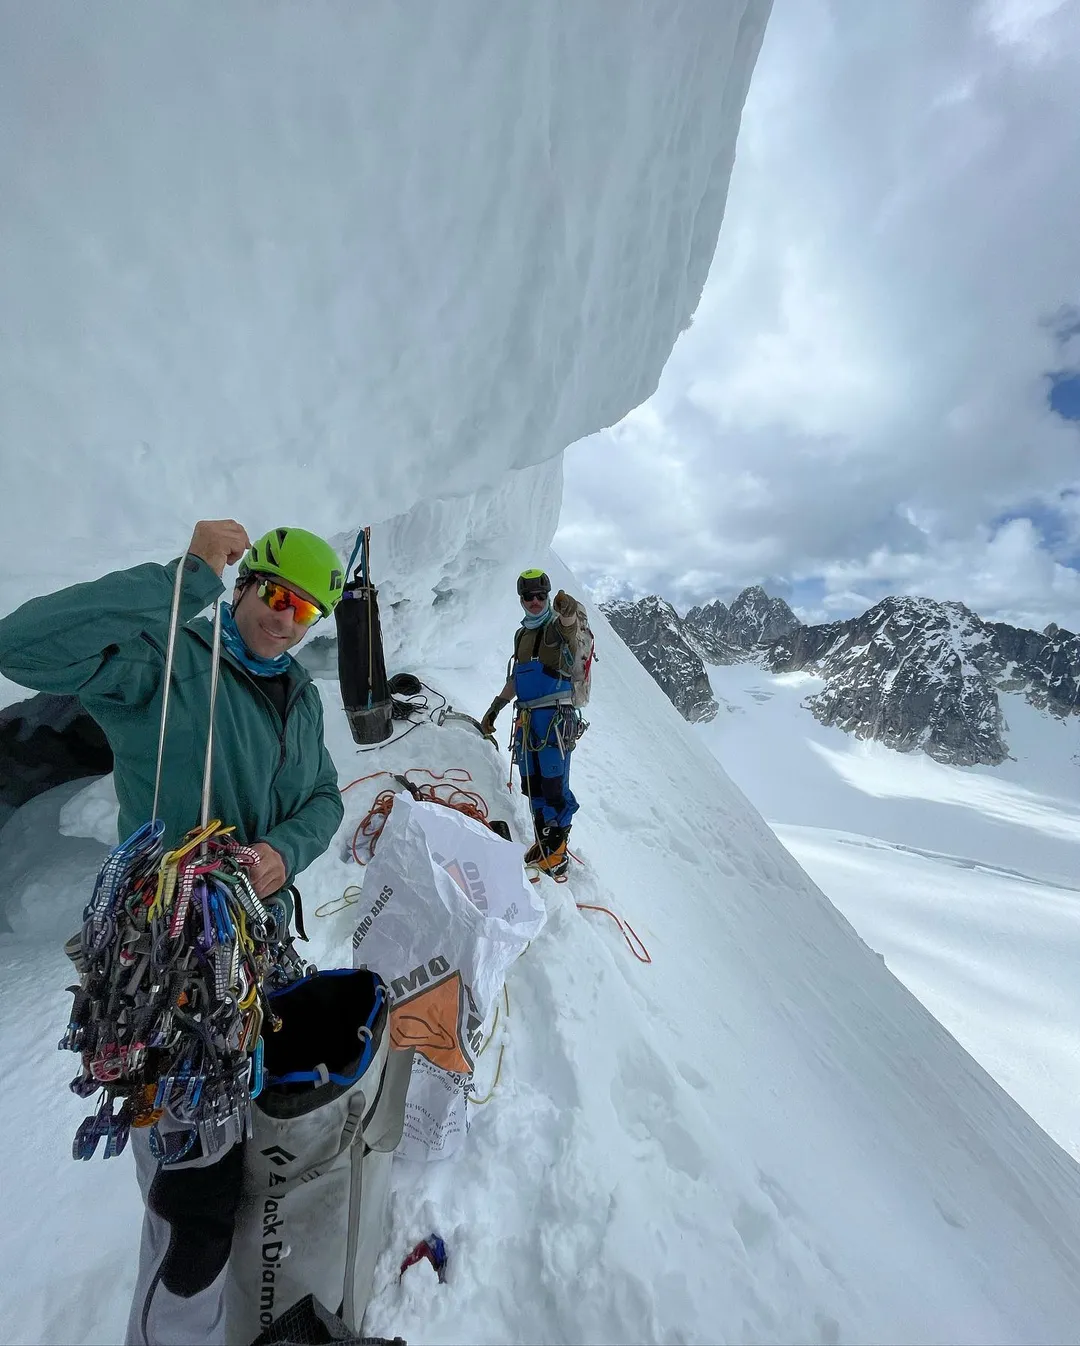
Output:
[517, 568, 551, 599]
[239, 527, 345, 617]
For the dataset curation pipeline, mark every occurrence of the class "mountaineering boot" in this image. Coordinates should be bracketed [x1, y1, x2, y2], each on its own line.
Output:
[525, 824, 569, 879]
[523, 822, 560, 864]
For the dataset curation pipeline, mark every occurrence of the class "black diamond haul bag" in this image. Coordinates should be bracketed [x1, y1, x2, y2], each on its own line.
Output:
[225, 969, 413, 1343]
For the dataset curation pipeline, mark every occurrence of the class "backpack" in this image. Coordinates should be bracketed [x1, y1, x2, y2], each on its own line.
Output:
[225, 969, 412, 1342]
[568, 601, 596, 708]
[511, 601, 596, 708]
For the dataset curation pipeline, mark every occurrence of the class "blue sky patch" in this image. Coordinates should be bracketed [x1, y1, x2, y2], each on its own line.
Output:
[1048, 371, 1080, 420]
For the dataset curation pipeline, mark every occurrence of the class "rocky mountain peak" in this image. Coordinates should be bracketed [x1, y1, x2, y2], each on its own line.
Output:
[727, 585, 801, 645]
[685, 586, 801, 664]
[768, 595, 1005, 765]
[601, 596, 718, 723]
[605, 582, 1080, 764]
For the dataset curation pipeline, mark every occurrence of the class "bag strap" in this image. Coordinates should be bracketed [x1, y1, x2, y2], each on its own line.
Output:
[150, 551, 224, 839]
[150, 557, 188, 821]
[258, 1041, 407, 1198]
[199, 597, 223, 836]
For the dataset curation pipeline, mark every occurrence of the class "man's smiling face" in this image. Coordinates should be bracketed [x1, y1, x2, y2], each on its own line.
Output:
[232, 575, 320, 658]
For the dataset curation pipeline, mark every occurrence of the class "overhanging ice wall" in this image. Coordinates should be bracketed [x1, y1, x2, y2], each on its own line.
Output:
[1, 0, 770, 614]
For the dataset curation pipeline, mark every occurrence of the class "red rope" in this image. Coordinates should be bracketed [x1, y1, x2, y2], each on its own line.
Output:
[575, 902, 652, 964]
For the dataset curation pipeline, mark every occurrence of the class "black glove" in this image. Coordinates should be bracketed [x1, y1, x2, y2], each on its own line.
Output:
[480, 695, 510, 737]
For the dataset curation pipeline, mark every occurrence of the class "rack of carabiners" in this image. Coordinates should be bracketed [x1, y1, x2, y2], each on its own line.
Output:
[508, 702, 587, 767]
[59, 550, 297, 1166]
[61, 817, 289, 1164]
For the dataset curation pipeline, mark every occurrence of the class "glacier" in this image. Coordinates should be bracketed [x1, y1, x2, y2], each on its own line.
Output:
[3, 3, 1080, 1344]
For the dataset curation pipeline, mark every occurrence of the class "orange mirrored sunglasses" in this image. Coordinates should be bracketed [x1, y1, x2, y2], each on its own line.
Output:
[255, 579, 323, 627]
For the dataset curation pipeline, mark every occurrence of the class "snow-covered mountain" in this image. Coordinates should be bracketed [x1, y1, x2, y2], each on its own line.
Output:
[612, 588, 1080, 766]
[768, 596, 1079, 765]
[696, 659, 1080, 1153]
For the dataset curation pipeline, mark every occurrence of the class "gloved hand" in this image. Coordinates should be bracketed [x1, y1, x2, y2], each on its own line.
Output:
[554, 589, 577, 619]
[480, 695, 510, 738]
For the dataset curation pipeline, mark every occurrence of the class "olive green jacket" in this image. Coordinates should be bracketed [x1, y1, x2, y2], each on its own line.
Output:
[0, 556, 343, 882]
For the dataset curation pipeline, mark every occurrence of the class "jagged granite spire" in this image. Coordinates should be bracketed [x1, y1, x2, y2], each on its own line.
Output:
[602, 596, 718, 722]
[686, 586, 801, 662]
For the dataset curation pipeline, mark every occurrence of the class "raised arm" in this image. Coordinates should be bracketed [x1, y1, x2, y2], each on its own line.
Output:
[0, 555, 223, 705]
[0, 520, 247, 705]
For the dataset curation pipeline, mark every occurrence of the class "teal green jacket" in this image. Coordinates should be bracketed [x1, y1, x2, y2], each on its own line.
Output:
[0, 556, 344, 883]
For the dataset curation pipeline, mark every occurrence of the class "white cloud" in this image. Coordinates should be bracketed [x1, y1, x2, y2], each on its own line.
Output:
[815, 518, 1080, 630]
[558, 0, 1080, 632]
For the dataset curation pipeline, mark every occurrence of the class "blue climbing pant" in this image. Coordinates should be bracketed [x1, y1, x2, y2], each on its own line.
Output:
[515, 705, 578, 829]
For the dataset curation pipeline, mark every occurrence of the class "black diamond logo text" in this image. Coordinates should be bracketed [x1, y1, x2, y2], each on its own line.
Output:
[261, 1145, 296, 1167]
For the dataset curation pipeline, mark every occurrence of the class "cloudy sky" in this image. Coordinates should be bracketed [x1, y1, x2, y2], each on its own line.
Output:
[554, 0, 1080, 633]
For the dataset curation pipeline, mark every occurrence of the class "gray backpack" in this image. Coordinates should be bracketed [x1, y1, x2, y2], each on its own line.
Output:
[225, 970, 413, 1344]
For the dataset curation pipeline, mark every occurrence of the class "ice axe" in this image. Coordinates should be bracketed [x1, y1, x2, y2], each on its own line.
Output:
[436, 706, 497, 744]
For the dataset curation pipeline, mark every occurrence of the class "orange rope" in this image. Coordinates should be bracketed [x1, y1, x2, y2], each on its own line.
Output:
[352, 789, 398, 864]
[575, 903, 652, 964]
[340, 769, 396, 794]
[345, 767, 492, 865]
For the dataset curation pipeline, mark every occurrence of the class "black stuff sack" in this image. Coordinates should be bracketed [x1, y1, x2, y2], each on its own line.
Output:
[336, 527, 392, 745]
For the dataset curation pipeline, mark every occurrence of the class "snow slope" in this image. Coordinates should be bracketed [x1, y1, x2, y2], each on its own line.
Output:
[0, 0, 769, 617]
[5, 593, 1080, 1344]
[4, 4, 1080, 1341]
[701, 663, 1080, 1161]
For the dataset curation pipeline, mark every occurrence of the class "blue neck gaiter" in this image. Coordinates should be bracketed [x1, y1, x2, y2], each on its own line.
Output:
[521, 602, 553, 630]
[220, 602, 292, 678]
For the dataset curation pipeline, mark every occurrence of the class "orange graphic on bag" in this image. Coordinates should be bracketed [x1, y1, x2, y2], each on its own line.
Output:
[389, 971, 471, 1074]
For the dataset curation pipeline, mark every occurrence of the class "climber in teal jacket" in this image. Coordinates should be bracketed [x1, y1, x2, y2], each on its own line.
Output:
[0, 518, 346, 1346]
[0, 519, 344, 895]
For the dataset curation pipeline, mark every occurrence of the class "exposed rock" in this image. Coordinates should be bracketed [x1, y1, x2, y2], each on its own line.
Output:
[602, 596, 718, 722]
[609, 582, 1080, 766]
[685, 586, 801, 663]
[768, 596, 1006, 765]
[986, 621, 1080, 718]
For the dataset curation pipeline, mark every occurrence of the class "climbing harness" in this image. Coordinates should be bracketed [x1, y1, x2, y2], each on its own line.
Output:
[60, 558, 300, 1163]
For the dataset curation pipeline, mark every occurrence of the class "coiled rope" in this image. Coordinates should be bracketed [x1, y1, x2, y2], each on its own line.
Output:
[339, 767, 491, 866]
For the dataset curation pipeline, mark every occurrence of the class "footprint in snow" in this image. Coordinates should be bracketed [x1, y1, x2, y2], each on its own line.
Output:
[609, 1042, 708, 1181]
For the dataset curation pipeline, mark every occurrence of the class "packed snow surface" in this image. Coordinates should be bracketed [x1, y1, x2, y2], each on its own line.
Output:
[701, 664, 1080, 1162]
[4, 592, 1080, 1344]
[5, 2, 1080, 1341]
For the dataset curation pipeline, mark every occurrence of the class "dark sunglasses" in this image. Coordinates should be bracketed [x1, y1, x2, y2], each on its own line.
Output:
[520, 590, 548, 604]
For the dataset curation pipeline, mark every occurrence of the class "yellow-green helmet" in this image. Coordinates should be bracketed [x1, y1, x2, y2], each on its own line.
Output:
[517, 568, 551, 598]
[239, 527, 345, 616]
